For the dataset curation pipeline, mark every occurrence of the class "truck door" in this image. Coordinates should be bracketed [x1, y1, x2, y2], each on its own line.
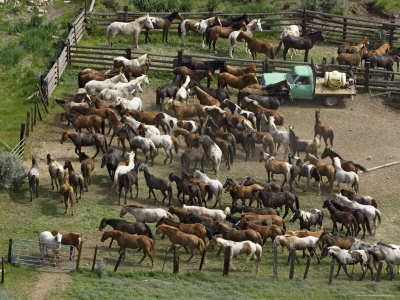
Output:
[292, 76, 313, 99]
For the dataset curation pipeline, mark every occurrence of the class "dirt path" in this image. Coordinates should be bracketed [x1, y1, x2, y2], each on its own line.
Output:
[30, 269, 71, 300]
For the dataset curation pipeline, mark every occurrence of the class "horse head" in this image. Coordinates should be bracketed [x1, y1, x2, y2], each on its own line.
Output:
[144, 15, 154, 30]
[99, 218, 108, 231]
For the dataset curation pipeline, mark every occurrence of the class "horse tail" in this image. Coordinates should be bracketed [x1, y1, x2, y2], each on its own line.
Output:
[354, 163, 367, 172]
[205, 226, 213, 241]
[144, 223, 154, 240]
[289, 166, 296, 187]
[364, 214, 372, 235]
[205, 185, 213, 202]
[198, 238, 205, 253]
[178, 21, 183, 37]
[371, 198, 378, 208]
[294, 195, 299, 210]
[312, 167, 321, 182]
[101, 118, 105, 135]
[205, 27, 211, 47]
[375, 209, 382, 225]
[256, 232, 263, 245]
[276, 40, 283, 54]
[282, 220, 286, 231]
[228, 144, 234, 165]
[171, 136, 179, 154]
[230, 137, 236, 157]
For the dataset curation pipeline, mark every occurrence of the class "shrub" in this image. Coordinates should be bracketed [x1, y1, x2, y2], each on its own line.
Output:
[0, 42, 23, 68]
[374, 0, 400, 10]
[0, 151, 26, 190]
[8, 19, 27, 34]
[95, 259, 108, 278]
[130, 0, 193, 12]
[303, 0, 346, 14]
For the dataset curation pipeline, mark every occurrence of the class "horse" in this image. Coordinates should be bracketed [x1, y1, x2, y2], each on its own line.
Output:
[282, 31, 326, 62]
[27, 157, 40, 202]
[155, 224, 205, 262]
[221, 63, 256, 77]
[250, 189, 299, 219]
[78, 152, 95, 192]
[340, 189, 377, 208]
[156, 74, 181, 110]
[144, 11, 183, 43]
[304, 153, 335, 193]
[239, 176, 282, 194]
[84, 73, 128, 95]
[336, 45, 367, 66]
[206, 236, 262, 273]
[193, 170, 224, 208]
[333, 157, 360, 194]
[236, 32, 274, 60]
[349, 36, 369, 53]
[138, 164, 172, 205]
[120, 204, 172, 222]
[193, 135, 222, 177]
[112, 151, 135, 189]
[229, 205, 279, 216]
[321, 147, 367, 174]
[268, 116, 290, 156]
[174, 128, 199, 148]
[165, 99, 207, 127]
[337, 41, 356, 54]
[289, 127, 319, 158]
[60, 131, 107, 159]
[213, 221, 262, 245]
[51, 98, 89, 113]
[178, 16, 222, 47]
[60, 173, 75, 215]
[238, 219, 284, 245]
[174, 67, 213, 86]
[39, 231, 62, 265]
[107, 15, 154, 48]
[223, 178, 263, 208]
[366, 48, 400, 80]
[46, 153, 64, 193]
[276, 25, 300, 59]
[122, 115, 160, 136]
[99, 218, 153, 248]
[193, 86, 220, 106]
[142, 130, 179, 165]
[290, 209, 323, 231]
[322, 200, 357, 236]
[314, 110, 334, 148]
[51, 229, 82, 260]
[174, 75, 191, 103]
[101, 148, 126, 181]
[288, 154, 321, 195]
[367, 43, 390, 58]
[258, 152, 291, 189]
[118, 163, 140, 205]
[240, 98, 285, 128]
[238, 82, 292, 105]
[275, 235, 320, 264]
[60, 113, 105, 135]
[101, 230, 155, 267]
[218, 73, 258, 90]
[63, 160, 84, 200]
[228, 18, 263, 58]
[183, 204, 226, 222]
[156, 217, 209, 242]
[78, 67, 122, 88]
[203, 129, 235, 170]
[162, 113, 199, 134]
[113, 54, 151, 69]
[191, 81, 230, 102]
[369, 241, 400, 279]
[123, 63, 149, 81]
[169, 173, 202, 206]
[206, 19, 247, 52]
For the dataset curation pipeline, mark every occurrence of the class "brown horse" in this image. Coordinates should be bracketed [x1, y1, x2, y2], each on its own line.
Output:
[367, 43, 390, 58]
[78, 152, 95, 192]
[320, 147, 367, 173]
[218, 73, 258, 90]
[241, 213, 285, 229]
[178, 16, 222, 47]
[89, 95, 114, 109]
[51, 229, 82, 260]
[304, 153, 335, 192]
[155, 224, 205, 262]
[124, 63, 149, 81]
[101, 230, 155, 266]
[123, 109, 166, 130]
[60, 131, 107, 159]
[165, 100, 207, 126]
[224, 63, 256, 76]
[223, 178, 263, 207]
[340, 189, 378, 208]
[69, 106, 107, 118]
[337, 41, 355, 54]
[322, 200, 357, 237]
[60, 173, 74, 216]
[193, 86, 220, 106]
[207, 20, 247, 52]
[145, 12, 184, 43]
[156, 217, 208, 241]
[63, 160, 84, 200]
[336, 45, 367, 66]
[259, 152, 291, 188]
[241, 100, 284, 126]
[174, 128, 199, 148]
[104, 108, 128, 151]
[213, 221, 263, 245]
[237, 32, 274, 60]
[239, 219, 284, 245]
[314, 110, 334, 148]
[60, 113, 104, 134]
[78, 68, 122, 88]
[318, 231, 355, 253]
[349, 36, 369, 53]
[174, 66, 213, 83]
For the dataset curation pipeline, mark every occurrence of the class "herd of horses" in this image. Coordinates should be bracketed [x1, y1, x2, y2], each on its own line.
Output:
[24, 11, 400, 283]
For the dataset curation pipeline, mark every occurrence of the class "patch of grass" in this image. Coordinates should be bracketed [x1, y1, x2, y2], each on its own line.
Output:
[374, 0, 400, 10]
[0, 41, 23, 67]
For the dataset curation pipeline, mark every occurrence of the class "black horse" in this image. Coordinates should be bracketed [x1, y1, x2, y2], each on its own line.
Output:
[217, 14, 249, 27]
[156, 74, 181, 111]
[190, 80, 230, 102]
[366, 48, 400, 80]
[281, 31, 326, 62]
[179, 59, 226, 74]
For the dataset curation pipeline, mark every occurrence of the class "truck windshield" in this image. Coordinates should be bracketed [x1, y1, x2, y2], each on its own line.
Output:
[286, 70, 296, 84]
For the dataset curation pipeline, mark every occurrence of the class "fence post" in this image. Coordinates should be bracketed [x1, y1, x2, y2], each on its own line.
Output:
[73, 24, 77, 45]
[273, 238, 278, 280]
[114, 253, 123, 272]
[1, 257, 4, 283]
[126, 48, 132, 60]
[26, 111, 30, 137]
[76, 241, 83, 270]
[389, 19, 395, 48]
[123, 6, 128, 22]
[321, 57, 327, 76]
[7, 239, 12, 264]
[375, 261, 383, 282]
[30, 108, 34, 132]
[39, 78, 49, 108]
[19, 123, 25, 144]
[173, 245, 180, 273]
[34, 99, 37, 126]
[329, 259, 336, 285]
[66, 39, 71, 65]
[223, 246, 231, 275]
[56, 58, 60, 84]
[178, 50, 184, 65]
[289, 249, 296, 280]
[342, 17, 347, 41]
[303, 256, 311, 280]
[364, 61, 370, 93]
[91, 245, 98, 272]
[84, 0, 87, 16]
[301, 7, 307, 36]
[263, 58, 269, 73]
[36, 96, 43, 121]
[199, 248, 206, 271]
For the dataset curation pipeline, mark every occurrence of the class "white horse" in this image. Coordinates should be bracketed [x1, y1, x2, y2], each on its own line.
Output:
[142, 130, 179, 164]
[46, 153, 64, 193]
[193, 170, 223, 208]
[228, 18, 262, 58]
[98, 84, 142, 100]
[175, 75, 191, 102]
[111, 96, 142, 111]
[113, 75, 149, 91]
[268, 116, 290, 156]
[160, 113, 197, 133]
[120, 204, 172, 223]
[278, 25, 300, 59]
[369, 242, 400, 279]
[333, 194, 381, 233]
[180, 16, 222, 47]
[333, 157, 360, 194]
[113, 53, 150, 68]
[182, 204, 226, 221]
[275, 235, 320, 263]
[84, 73, 128, 95]
[123, 115, 160, 136]
[197, 135, 222, 177]
[206, 237, 262, 272]
[112, 151, 135, 188]
[107, 15, 154, 48]
[39, 231, 62, 265]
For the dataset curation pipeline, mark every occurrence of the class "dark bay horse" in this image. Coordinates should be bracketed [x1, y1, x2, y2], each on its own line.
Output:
[60, 131, 107, 159]
[320, 147, 367, 173]
[63, 160, 84, 200]
[282, 31, 326, 62]
[156, 74, 181, 111]
[250, 189, 299, 219]
[145, 11, 184, 43]
[179, 59, 226, 75]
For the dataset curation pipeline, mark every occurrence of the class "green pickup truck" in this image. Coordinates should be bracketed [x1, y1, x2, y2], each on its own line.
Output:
[261, 66, 356, 107]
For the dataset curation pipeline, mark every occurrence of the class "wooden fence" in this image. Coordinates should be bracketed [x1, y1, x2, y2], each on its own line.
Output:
[90, 8, 400, 47]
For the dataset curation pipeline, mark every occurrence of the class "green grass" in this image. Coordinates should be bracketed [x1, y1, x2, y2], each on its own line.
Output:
[374, 0, 400, 10]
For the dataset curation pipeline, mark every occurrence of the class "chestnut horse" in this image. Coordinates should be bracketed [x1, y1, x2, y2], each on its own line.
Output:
[165, 100, 207, 127]
[60, 113, 105, 134]
[173, 66, 213, 84]
[223, 178, 263, 207]
[222, 63, 256, 77]
[78, 152, 95, 192]
[156, 217, 210, 241]
[218, 73, 258, 90]
[238, 219, 285, 245]
[237, 32, 274, 60]
[304, 153, 335, 193]
[366, 43, 390, 58]
[206, 20, 247, 52]
[349, 36, 369, 53]
[60, 173, 74, 216]
[193, 86, 220, 106]
[314, 110, 334, 147]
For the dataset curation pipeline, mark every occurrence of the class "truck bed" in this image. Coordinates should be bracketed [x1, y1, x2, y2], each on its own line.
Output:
[314, 77, 356, 96]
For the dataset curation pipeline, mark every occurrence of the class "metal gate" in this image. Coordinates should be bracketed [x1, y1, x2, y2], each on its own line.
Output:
[11, 239, 76, 271]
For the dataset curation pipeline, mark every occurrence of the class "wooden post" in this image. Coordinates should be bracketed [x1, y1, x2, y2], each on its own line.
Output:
[321, 57, 327, 76]
[223, 246, 231, 275]
[34, 100, 37, 126]
[37, 84, 49, 113]
[375, 261, 383, 283]
[36, 98, 42, 121]
[173, 245, 180, 273]
[66, 39, 71, 65]
[75, 241, 82, 270]
[30, 108, 34, 132]
[199, 249, 206, 271]
[329, 259, 336, 285]
[73, 24, 77, 45]
[364, 61, 370, 93]
[126, 48, 131, 60]
[303, 256, 311, 280]
[178, 50, 184, 65]
[389, 19, 395, 48]
[114, 253, 123, 272]
[289, 249, 296, 280]
[7, 239, 12, 264]
[263, 58, 269, 73]
[342, 17, 347, 41]
[26, 111, 30, 137]
[301, 7, 307, 36]
[19, 123, 25, 143]
[91, 245, 98, 272]
[1, 257, 4, 283]
[123, 6, 128, 22]
[84, 0, 87, 16]
[273, 239, 278, 280]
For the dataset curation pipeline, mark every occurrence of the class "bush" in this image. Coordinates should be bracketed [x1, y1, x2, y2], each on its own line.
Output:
[0, 151, 26, 190]
[303, 0, 346, 14]
[374, 0, 400, 10]
[130, 0, 193, 12]
[8, 19, 27, 34]
[0, 41, 23, 68]
[95, 259, 108, 278]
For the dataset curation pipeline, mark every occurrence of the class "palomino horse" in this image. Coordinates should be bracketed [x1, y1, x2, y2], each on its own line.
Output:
[333, 157, 360, 194]
[228, 18, 263, 58]
[236, 32, 274, 60]
[155, 224, 205, 262]
[60, 173, 74, 215]
[304, 153, 335, 193]
[282, 30, 326, 62]
[60, 131, 107, 159]
[28, 157, 40, 202]
[144, 11, 183, 43]
[101, 230, 155, 266]
[178, 16, 222, 47]
[321, 147, 367, 174]
[314, 110, 334, 148]
[46, 153, 64, 193]
[107, 15, 154, 48]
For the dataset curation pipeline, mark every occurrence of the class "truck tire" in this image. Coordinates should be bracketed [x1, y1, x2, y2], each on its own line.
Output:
[323, 96, 339, 107]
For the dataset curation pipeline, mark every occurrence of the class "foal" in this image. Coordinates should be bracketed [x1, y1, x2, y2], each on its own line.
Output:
[79, 152, 95, 192]
[314, 110, 334, 148]
[63, 160, 84, 201]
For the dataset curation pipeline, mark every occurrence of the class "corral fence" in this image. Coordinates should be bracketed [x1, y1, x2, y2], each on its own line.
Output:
[90, 7, 400, 47]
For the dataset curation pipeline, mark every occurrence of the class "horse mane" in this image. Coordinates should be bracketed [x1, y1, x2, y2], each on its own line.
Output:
[126, 204, 144, 209]
[102, 218, 122, 228]
[378, 241, 398, 249]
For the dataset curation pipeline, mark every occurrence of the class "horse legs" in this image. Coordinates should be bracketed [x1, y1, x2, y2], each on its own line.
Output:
[304, 49, 309, 62]
[186, 249, 195, 262]
[118, 186, 122, 205]
[335, 262, 342, 277]
[283, 47, 288, 61]
[148, 188, 152, 199]
[92, 145, 100, 159]
[151, 189, 158, 202]
[124, 186, 128, 205]
[109, 238, 114, 248]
